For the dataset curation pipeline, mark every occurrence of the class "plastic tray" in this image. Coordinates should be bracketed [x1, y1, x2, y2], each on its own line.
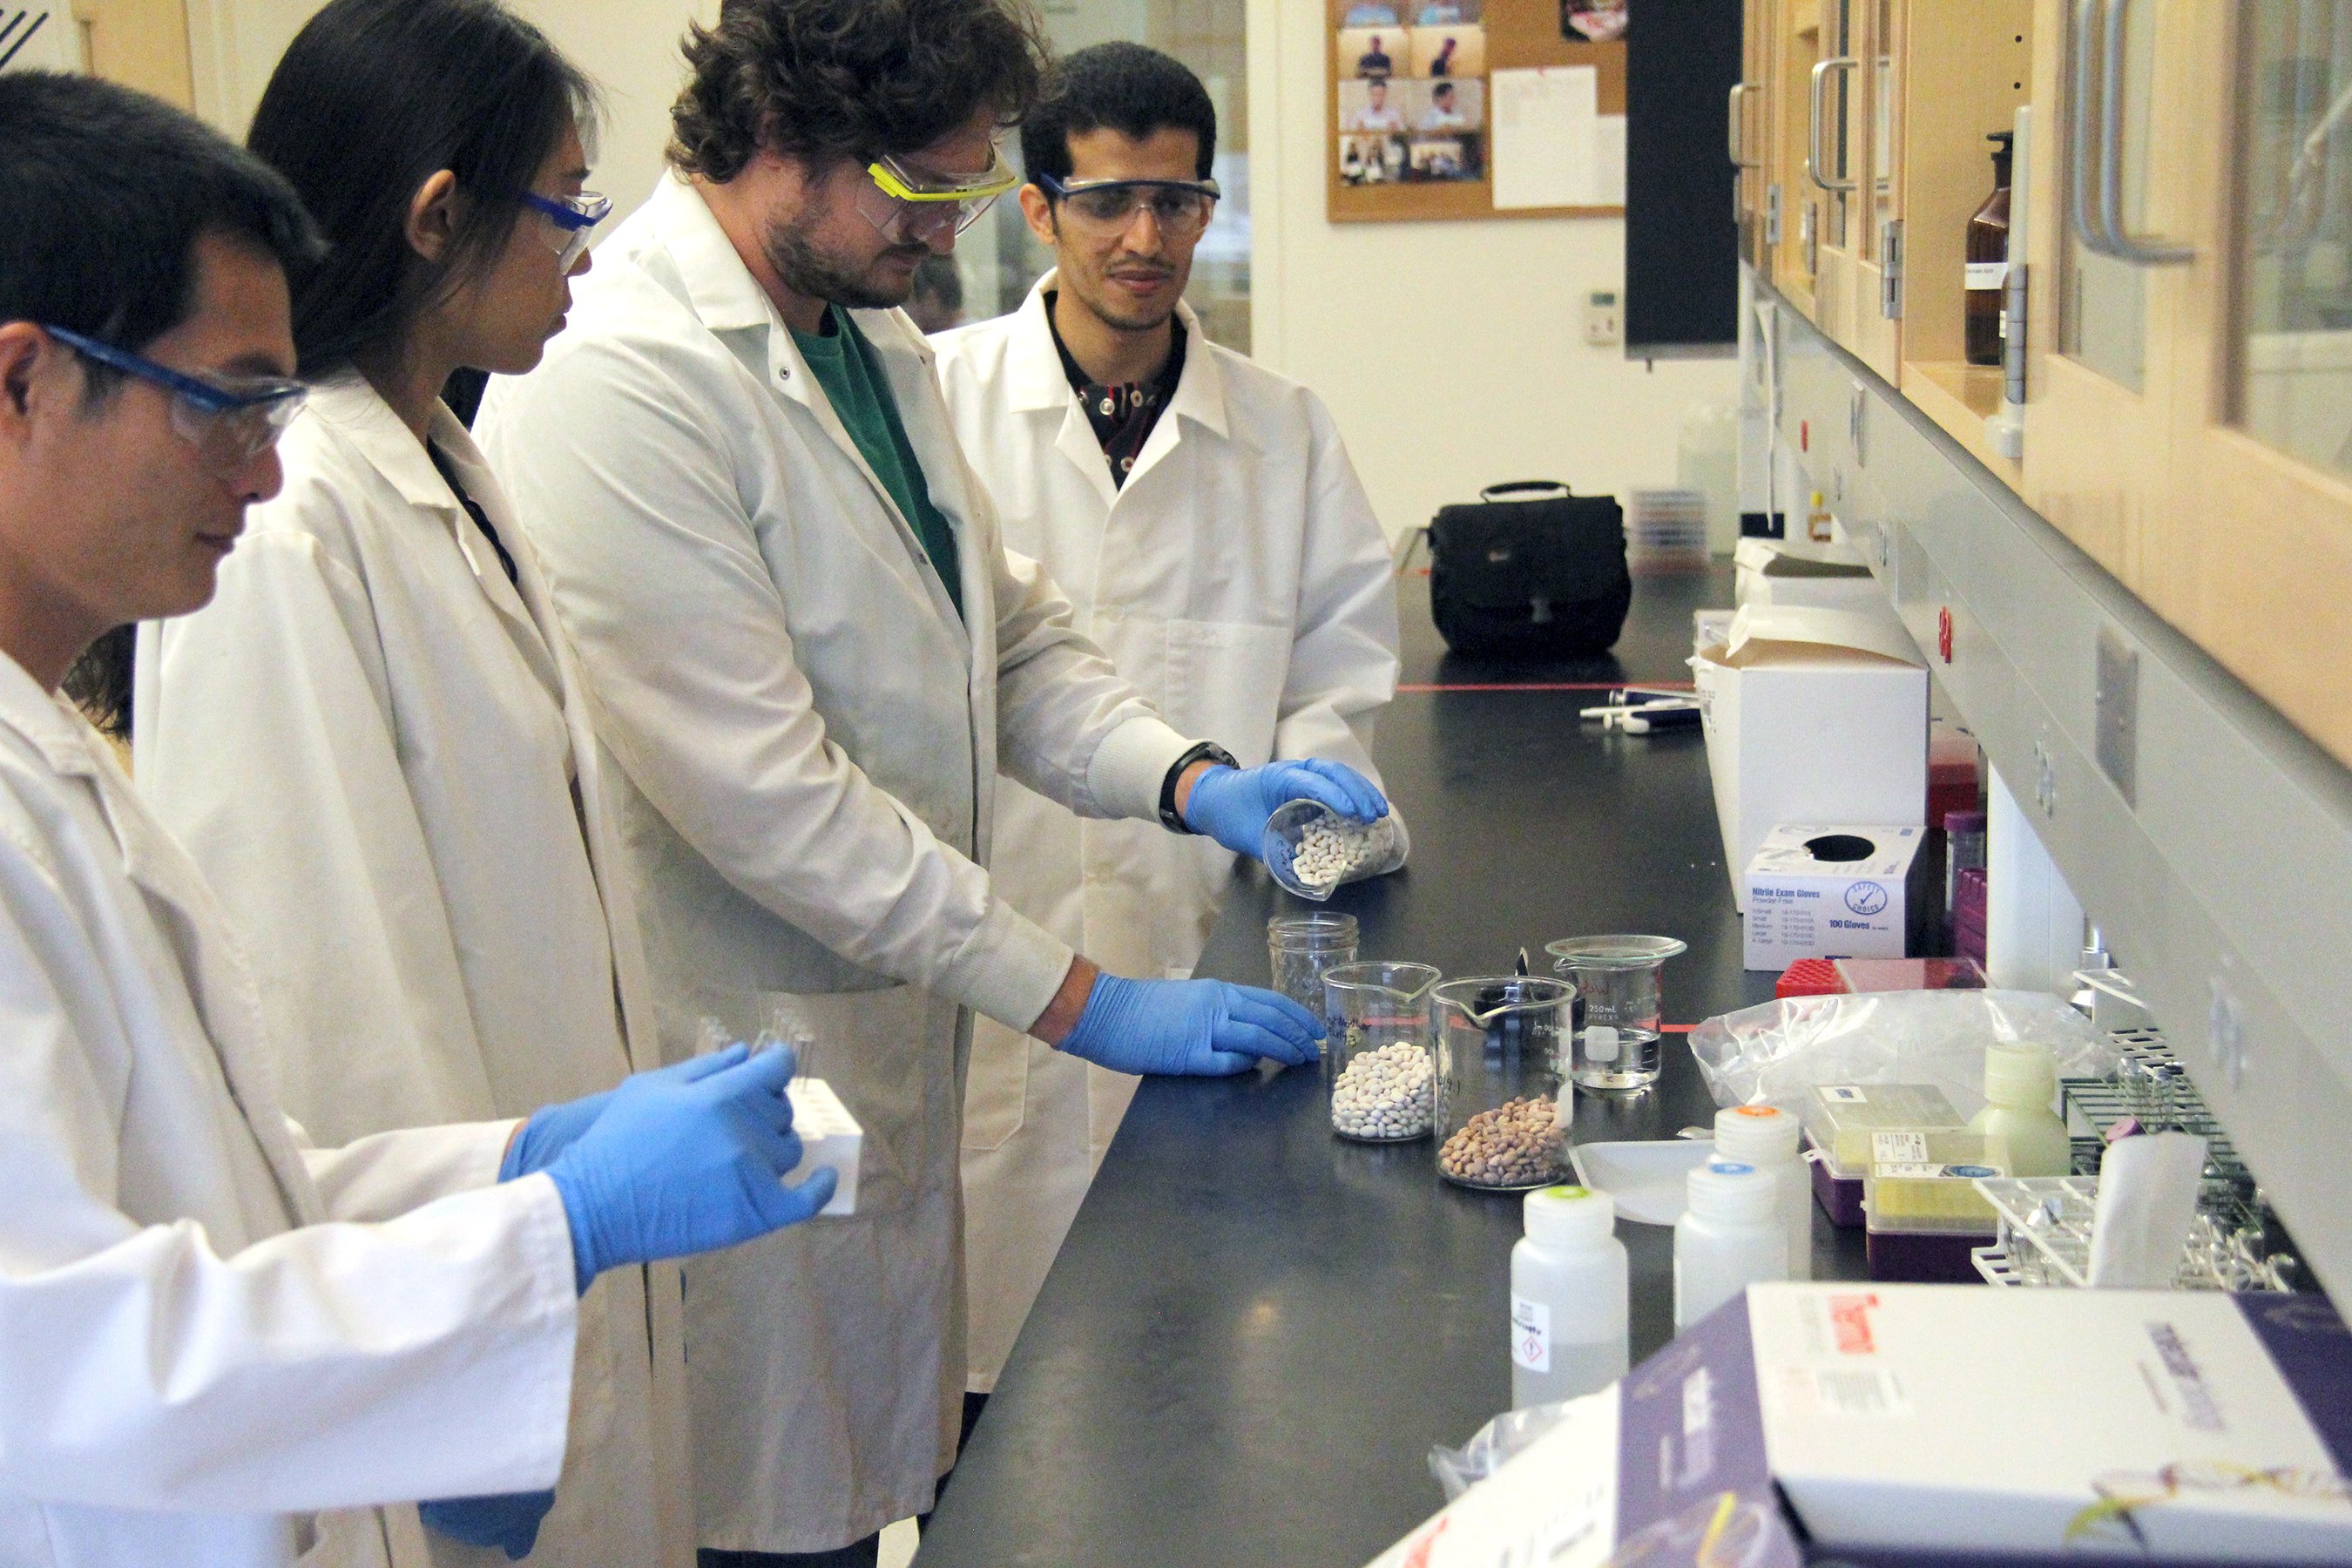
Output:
[1567, 1138, 1717, 1225]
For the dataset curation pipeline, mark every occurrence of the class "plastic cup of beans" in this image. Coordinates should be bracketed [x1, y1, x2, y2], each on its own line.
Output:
[1262, 798, 1407, 902]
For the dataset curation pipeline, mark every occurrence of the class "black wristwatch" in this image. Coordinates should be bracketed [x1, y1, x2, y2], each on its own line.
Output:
[1159, 741, 1239, 834]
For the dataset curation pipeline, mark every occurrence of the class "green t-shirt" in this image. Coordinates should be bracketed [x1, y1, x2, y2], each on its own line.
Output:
[790, 308, 963, 621]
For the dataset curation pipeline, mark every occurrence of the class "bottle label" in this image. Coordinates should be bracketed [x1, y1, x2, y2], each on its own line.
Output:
[1511, 1294, 1551, 1372]
[1966, 260, 2009, 292]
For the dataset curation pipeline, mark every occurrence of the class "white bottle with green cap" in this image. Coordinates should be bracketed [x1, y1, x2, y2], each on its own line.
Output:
[1510, 1184, 1628, 1408]
[1968, 1042, 2072, 1175]
[1673, 1160, 1787, 1328]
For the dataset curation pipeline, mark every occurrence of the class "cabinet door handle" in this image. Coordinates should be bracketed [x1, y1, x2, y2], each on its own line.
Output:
[2067, 0, 2109, 257]
[1729, 81, 1761, 167]
[1808, 57, 1861, 193]
[2097, 0, 2193, 263]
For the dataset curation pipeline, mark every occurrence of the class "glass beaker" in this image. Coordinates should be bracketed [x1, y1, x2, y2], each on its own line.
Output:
[1431, 976, 1577, 1191]
[1545, 935, 1686, 1091]
[1322, 961, 1441, 1142]
[1267, 913, 1359, 1017]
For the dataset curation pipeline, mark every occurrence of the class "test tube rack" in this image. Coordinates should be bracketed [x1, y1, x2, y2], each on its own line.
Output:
[1969, 1174, 2291, 1292]
[2058, 1026, 2248, 1184]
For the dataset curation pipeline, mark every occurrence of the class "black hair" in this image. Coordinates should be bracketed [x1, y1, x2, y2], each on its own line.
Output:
[247, 0, 596, 381]
[1022, 42, 1217, 190]
[0, 71, 321, 381]
[0, 74, 321, 740]
[670, 0, 1050, 183]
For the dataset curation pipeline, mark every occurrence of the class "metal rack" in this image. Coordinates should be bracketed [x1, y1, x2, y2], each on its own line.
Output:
[1969, 1174, 2290, 1293]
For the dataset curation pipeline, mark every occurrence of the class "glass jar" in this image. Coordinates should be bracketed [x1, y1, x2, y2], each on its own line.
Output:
[1321, 961, 1441, 1142]
[1263, 798, 1408, 902]
[1545, 935, 1686, 1091]
[1431, 976, 1577, 1191]
[1267, 913, 1359, 1016]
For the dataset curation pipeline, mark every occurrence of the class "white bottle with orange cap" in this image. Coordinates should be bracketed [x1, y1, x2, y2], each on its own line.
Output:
[1714, 1104, 1812, 1281]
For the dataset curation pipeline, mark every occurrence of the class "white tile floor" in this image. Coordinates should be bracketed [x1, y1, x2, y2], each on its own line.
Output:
[878, 1517, 919, 1567]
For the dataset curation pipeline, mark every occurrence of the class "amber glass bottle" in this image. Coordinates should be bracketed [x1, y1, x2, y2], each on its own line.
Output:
[1964, 132, 2015, 367]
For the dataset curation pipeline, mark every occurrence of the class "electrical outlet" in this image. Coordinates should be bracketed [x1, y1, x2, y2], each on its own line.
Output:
[1584, 290, 1620, 347]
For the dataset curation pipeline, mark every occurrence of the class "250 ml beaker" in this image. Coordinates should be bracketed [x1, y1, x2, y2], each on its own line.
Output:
[1322, 961, 1441, 1142]
[1546, 935, 1686, 1091]
[1431, 976, 1577, 1191]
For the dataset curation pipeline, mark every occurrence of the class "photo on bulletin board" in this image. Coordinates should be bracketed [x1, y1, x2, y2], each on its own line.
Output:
[1404, 134, 1484, 181]
[1339, 26, 1402, 78]
[1329, 0, 1623, 223]
[1339, 133, 1409, 184]
[1337, 77, 1411, 134]
[1561, 0, 1627, 42]
[1405, 77, 1484, 132]
[1409, 26, 1486, 78]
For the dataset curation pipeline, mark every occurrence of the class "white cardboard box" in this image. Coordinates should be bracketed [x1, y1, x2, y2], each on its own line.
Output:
[1733, 538, 1912, 649]
[785, 1077, 862, 1217]
[1742, 823, 1931, 971]
[1363, 1285, 2352, 1568]
[1693, 605, 1928, 912]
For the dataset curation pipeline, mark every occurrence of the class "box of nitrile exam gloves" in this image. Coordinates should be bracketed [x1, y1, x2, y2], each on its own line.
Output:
[1363, 1285, 2352, 1568]
[1743, 825, 1933, 971]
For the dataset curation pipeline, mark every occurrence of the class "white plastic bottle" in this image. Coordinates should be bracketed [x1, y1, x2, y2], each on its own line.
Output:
[1968, 1043, 2072, 1176]
[1510, 1185, 1629, 1408]
[1714, 1105, 1812, 1281]
[1673, 1161, 1788, 1328]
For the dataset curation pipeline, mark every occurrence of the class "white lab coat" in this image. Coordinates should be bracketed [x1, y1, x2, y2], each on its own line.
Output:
[476, 175, 1198, 1553]
[132, 380, 691, 1568]
[0, 652, 579, 1568]
[932, 275, 1402, 1389]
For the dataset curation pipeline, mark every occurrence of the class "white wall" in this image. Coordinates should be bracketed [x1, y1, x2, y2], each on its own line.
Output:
[1246, 0, 1736, 538]
[186, 0, 710, 223]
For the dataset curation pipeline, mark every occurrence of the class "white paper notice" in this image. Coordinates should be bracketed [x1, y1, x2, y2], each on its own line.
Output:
[1491, 66, 1624, 210]
[0, 9, 73, 72]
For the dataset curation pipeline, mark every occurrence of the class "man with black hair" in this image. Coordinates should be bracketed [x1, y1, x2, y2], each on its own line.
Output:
[0, 70, 836, 1568]
[933, 41, 1403, 1412]
[477, 3, 1390, 1563]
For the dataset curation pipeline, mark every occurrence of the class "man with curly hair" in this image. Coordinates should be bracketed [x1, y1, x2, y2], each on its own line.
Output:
[478, 3, 1390, 1564]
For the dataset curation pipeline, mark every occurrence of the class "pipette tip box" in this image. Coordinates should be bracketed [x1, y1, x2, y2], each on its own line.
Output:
[786, 1077, 861, 1217]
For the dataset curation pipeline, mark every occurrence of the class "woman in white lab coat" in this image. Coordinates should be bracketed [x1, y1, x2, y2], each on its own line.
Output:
[134, 3, 689, 1563]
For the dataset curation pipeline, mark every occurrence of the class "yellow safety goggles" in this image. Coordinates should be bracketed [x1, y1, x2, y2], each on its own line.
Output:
[859, 148, 1021, 240]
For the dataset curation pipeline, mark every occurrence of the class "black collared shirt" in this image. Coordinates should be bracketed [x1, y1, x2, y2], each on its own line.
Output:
[1045, 290, 1187, 489]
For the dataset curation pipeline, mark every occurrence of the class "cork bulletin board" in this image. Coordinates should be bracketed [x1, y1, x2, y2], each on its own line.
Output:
[1328, 0, 1627, 223]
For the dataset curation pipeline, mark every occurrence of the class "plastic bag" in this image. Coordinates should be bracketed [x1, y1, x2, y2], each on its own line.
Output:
[1687, 989, 2117, 1120]
[1427, 1401, 1579, 1503]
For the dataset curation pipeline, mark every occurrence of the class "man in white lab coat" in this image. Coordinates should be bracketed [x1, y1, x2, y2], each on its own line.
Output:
[932, 42, 1403, 1403]
[0, 71, 834, 1568]
[476, 3, 1383, 1564]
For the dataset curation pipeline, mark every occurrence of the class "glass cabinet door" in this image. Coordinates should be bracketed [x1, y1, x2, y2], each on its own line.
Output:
[1736, 0, 1774, 277]
[2158, 0, 2352, 767]
[2022, 0, 2191, 593]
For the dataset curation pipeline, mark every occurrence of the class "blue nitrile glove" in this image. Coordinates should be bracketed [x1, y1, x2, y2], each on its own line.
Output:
[419, 1491, 557, 1561]
[500, 1092, 613, 1181]
[1181, 759, 1390, 858]
[498, 1050, 778, 1180]
[1059, 975, 1325, 1076]
[542, 1043, 837, 1291]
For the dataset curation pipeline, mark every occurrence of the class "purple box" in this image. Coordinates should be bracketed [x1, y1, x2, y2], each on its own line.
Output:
[1810, 1146, 1867, 1227]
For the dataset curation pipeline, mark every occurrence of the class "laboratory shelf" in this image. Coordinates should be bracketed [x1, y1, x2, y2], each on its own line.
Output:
[1759, 273, 2352, 1305]
[915, 568, 1850, 1568]
[1898, 359, 2019, 490]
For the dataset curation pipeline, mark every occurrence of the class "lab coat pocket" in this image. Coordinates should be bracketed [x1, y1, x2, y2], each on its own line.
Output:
[1163, 618, 1292, 765]
[961, 1015, 1030, 1150]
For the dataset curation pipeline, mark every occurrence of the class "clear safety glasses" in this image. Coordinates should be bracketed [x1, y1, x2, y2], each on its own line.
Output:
[1037, 172, 1221, 240]
[518, 188, 612, 270]
[858, 149, 1020, 242]
[43, 324, 307, 476]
